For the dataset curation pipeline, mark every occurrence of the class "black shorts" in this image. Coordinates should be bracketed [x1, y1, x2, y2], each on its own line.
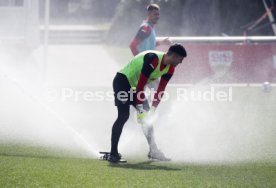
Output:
[113, 73, 149, 110]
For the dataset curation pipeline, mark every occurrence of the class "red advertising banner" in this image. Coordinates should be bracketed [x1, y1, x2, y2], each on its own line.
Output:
[158, 43, 276, 84]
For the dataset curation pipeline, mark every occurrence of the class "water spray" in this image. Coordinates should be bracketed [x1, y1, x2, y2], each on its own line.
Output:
[0, 68, 99, 158]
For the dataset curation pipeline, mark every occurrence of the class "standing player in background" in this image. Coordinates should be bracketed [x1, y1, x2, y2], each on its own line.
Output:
[129, 3, 172, 93]
[129, 3, 172, 56]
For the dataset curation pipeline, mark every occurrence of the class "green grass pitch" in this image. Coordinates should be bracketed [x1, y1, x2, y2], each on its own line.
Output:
[0, 143, 275, 188]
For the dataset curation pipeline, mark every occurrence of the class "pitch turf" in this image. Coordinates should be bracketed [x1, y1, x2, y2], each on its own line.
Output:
[0, 144, 275, 188]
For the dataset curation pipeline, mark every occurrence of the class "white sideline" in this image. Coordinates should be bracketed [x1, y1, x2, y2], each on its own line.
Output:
[157, 36, 276, 43]
[168, 83, 276, 87]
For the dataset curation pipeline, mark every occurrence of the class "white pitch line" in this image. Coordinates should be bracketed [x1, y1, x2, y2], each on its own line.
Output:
[209, 83, 248, 87]
[169, 83, 276, 87]
[168, 83, 248, 87]
[249, 83, 276, 87]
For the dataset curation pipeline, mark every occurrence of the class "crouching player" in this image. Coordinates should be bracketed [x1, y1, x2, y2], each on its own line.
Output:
[109, 44, 187, 162]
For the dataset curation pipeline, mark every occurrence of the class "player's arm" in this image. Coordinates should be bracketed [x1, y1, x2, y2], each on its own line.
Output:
[129, 25, 151, 56]
[152, 66, 175, 108]
[136, 53, 158, 105]
[156, 41, 161, 47]
[156, 37, 172, 47]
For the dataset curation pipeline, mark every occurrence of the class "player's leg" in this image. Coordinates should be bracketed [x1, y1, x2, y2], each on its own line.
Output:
[110, 104, 129, 157]
[141, 100, 170, 161]
[142, 80, 160, 153]
[109, 73, 131, 162]
[141, 123, 158, 152]
[140, 101, 158, 153]
[142, 123, 170, 161]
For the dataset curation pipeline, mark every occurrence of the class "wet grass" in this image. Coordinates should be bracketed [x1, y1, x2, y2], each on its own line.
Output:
[0, 143, 275, 188]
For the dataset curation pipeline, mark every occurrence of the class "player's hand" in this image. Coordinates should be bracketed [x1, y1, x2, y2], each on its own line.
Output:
[161, 37, 172, 46]
[136, 104, 147, 124]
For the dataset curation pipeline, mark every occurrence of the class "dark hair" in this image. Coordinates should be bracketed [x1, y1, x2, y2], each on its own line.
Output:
[147, 4, 160, 11]
[168, 43, 187, 57]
